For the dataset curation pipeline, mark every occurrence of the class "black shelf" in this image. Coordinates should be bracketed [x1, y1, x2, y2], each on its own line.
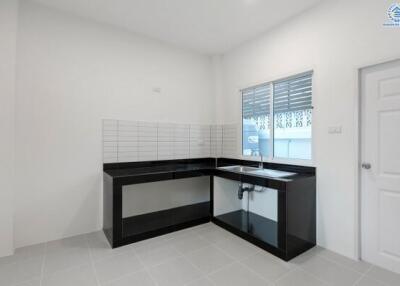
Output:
[122, 202, 210, 238]
[214, 210, 281, 250]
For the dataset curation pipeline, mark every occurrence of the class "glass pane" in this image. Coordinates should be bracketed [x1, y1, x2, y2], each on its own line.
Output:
[273, 109, 312, 160]
[242, 85, 270, 157]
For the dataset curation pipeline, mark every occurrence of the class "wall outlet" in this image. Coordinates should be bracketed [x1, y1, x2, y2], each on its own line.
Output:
[328, 126, 342, 134]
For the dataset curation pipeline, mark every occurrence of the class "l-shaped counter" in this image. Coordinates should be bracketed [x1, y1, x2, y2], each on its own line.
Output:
[103, 158, 316, 261]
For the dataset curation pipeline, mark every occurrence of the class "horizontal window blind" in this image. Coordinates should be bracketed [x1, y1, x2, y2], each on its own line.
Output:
[242, 84, 270, 119]
[273, 73, 313, 113]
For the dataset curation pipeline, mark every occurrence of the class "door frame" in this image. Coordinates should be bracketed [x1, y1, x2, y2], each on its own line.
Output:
[356, 56, 400, 261]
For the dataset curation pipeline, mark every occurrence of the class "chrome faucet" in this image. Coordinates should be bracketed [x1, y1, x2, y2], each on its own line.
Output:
[259, 153, 263, 169]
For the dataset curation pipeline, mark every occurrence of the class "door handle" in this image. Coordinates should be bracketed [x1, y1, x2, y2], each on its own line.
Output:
[361, 163, 371, 170]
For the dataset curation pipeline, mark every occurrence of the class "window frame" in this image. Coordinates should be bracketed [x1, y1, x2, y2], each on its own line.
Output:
[240, 70, 315, 166]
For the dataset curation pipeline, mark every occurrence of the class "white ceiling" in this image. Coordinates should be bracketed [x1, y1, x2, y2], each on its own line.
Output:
[30, 0, 325, 54]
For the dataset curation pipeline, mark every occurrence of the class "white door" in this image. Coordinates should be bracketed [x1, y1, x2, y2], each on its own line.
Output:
[361, 59, 400, 274]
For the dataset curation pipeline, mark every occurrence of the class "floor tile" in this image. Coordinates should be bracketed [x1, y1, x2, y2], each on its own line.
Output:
[43, 247, 91, 275]
[0, 256, 43, 286]
[172, 235, 210, 255]
[87, 232, 132, 261]
[290, 247, 321, 265]
[354, 276, 386, 286]
[0, 262, 17, 286]
[208, 262, 269, 286]
[214, 236, 259, 261]
[0, 254, 17, 267]
[130, 235, 173, 253]
[185, 277, 215, 286]
[103, 270, 156, 286]
[191, 223, 220, 235]
[185, 245, 233, 274]
[42, 264, 97, 286]
[198, 227, 235, 244]
[135, 243, 182, 268]
[297, 254, 362, 286]
[46, 234, 88, 253]
[149, 257, 202, 286]
[275, 268, 327, 286]
[241, 251, 293, 282]
[315, 247, 372, 274]
[14, 243, 47, 259]
[0, 244, 46, 266]
[4, 224, 400, 286]
[365, 266, 400, 286]
[94, 252, 143, 284]
[15, 278, 41, 286]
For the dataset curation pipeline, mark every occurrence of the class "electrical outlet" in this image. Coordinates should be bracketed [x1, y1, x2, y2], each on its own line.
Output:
[328, 126, 342, 134]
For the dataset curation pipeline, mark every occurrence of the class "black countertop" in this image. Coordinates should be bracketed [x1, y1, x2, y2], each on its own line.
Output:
[103, 158, 315, 189]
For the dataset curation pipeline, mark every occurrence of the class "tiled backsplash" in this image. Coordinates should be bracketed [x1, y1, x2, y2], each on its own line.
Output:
[102, 119, 237, 163]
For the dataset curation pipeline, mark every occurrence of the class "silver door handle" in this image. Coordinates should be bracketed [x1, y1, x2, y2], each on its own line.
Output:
[361, 163, 371, 170]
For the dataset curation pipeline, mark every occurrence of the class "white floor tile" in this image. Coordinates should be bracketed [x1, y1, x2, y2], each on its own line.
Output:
[365, 266, 400, 286]
[15, 278, 41, 286]
[135, 244, 182, 268]
[185, 245, 234, 274]
[214, 236, 259, 261]
[94, 252, 143, 284]
[198, 227, 235, 244]
[2, 225, 400, 286]
[0, 256, 43, 286]
[46, 234, 88, 253]
[354, 276, 386, 286]
[103, 270, 156, 286]
[297, 254, 362, 286]
[172, 235, 210, 255]
[43, 247, 91, 275]
[130, 234, 173, 252]
[241, 251, 293, 282]
[185, 277, 215, 286]
[208, 262, 269, 286]
[314, 247, 372, 274]
[148, 257, 202, 286]
[87, 232, 132, 261]
[0, 262, 17, 286]
[41, 264, 97, 286]
[275, 268, 327, 286]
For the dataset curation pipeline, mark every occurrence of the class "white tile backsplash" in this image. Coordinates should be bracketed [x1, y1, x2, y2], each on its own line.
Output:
[117, 120, 138, 163]
[102, 120, 238, 163]
[102, 119, 118, 163]
[222, 124, 237, 157]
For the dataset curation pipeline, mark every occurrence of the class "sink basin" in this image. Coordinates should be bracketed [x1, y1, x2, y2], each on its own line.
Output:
[248, 169, 296, 178]
[218, 165, 259, 173]
[218, 165, 296, 178]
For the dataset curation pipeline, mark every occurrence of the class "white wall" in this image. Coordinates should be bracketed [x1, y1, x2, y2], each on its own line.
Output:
[215, 0, 400, 259]
[0, 0, 18, 257]
[15, 1, 215, 248]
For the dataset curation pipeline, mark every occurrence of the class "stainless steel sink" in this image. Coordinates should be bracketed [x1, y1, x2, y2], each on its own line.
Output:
[218, 165, 259, 173]
[218, 165, 296, 178]
[248, 168, 296, 178]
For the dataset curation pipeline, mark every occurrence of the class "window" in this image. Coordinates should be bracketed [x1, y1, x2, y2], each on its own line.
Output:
[242, 72, 312, 160]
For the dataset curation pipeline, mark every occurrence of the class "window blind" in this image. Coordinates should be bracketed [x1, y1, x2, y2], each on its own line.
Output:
[242, 84, 270, 119]
[273, 73, 313, 113]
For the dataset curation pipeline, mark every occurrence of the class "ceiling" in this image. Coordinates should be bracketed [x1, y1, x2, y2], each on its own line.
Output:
[30, 0, 325, 54]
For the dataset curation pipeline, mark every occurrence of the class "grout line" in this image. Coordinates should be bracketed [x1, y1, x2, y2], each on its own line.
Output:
[86, 234, 101, 286]
[312, 248, 372, 276]
[350, 266, 377, 286]
[133, 248, 160, 286]
[237, 259, 275, 285]
[272, 267, 298, 284]
[38, 241, 48, 286]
